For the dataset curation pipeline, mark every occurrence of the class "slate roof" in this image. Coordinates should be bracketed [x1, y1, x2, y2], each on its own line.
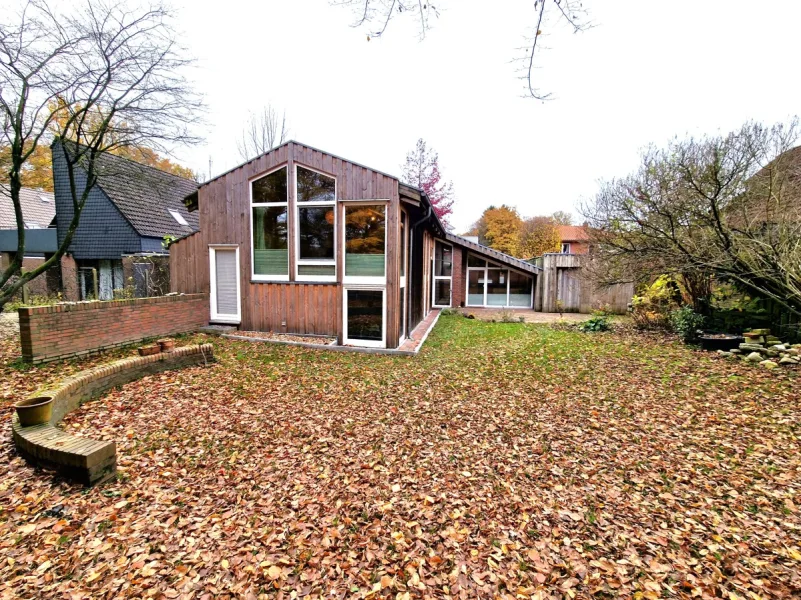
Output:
[63, 142, 199, 238]
[0, 185, 56, 229]
[445, 233, 540, 274]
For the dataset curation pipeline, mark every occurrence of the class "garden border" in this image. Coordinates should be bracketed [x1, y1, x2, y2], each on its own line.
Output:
[11, 343, 214, 485]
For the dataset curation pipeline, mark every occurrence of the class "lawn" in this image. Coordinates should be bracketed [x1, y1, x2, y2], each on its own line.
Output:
[0, 315, 799, 598]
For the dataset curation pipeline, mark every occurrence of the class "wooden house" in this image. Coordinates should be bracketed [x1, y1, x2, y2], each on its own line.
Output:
[170, 141, 540, 349]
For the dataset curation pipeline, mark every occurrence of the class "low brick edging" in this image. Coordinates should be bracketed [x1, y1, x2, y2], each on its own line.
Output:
[11, 343, 214, 485]
[18, 293, 209, 364]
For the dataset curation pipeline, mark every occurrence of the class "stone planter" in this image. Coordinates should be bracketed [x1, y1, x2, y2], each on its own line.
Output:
[15, 396, 53, 427]
[699, 334, 744, 352]
[138, 344, 160, 356]
[157, 338, 175, 352]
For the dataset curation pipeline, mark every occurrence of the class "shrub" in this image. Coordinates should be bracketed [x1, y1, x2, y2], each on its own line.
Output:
[498, 307, 520, 323]
[3, 293, 62, 313]
[670, 306, 706, 342]
[579, 310, 612, 332]
[629, 276, 682, 330]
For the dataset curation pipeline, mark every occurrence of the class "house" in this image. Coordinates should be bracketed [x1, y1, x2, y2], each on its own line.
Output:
[556, 224, 591, 254]
[51, 140, 199, 300]
[0, 185, 60, 296]
[170, 141, 540, 349]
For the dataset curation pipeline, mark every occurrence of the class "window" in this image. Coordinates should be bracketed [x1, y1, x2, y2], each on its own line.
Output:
[296, 166, 336, 280]
[432, 240, 452, 307]
[509, 271, 533, 307]
[344, 288, 385, 348]
[251, 167, 289, 280]
[344, 204, 386, 283]
[169, 209, 189, 226]
[465, 252, 533, 308]
[561, 242, 571, 254]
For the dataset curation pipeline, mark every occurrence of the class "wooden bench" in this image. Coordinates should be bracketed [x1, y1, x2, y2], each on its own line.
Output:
[11, 417, 116, 485]
[11, 343, 214, 485]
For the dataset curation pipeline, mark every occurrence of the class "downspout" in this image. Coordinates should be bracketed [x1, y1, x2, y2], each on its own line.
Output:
[407, 204, 432, 339]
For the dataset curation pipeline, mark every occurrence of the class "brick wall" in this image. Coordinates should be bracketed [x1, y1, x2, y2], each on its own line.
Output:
[451, 246, 465, 308]
[19, 293, 209, 363]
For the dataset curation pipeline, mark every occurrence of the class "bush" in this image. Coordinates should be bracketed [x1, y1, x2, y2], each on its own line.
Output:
[3, 293, 62, 313]
[579, 310, 612, 332]
[670, 306, 706, 342]
[629, 276, 682, 330]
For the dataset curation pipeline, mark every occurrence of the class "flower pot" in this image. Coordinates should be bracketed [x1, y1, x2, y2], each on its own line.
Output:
[138, 344, 160, 356]
[157, 338, 175, 352]
[15, 396, 53, 427]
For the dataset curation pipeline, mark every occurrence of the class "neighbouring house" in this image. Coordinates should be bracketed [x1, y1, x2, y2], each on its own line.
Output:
[170, 141, 540, 349]
[0, 185, 60, 297]
[557, 224, 591, 254]
[51, 140, 199, 301]
[531, 224, 633, 313]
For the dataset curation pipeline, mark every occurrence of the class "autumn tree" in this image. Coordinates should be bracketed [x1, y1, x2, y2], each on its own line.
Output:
[519, 215, 561, 258]
[401, 138, 455, 228]
[0, 0, 202, 310]
[581, 119, 801, 316]
[336, 0, 590, 99]
[551, 210, 573, 226]
[237, 104, 289, 161]
[470, 205, 523, 256]
[0, 139, 196, 192]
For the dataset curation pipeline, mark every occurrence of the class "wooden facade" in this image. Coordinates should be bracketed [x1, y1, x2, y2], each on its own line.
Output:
[536, 253, 634, 314]
[171, 140, 547, 348]
[171, 142, 406, 347]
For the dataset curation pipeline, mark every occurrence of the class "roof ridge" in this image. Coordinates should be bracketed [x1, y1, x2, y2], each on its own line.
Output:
[56, 138, 197, 184]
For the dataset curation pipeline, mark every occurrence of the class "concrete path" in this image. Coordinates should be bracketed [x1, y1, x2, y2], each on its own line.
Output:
[458, 308, 592, 323]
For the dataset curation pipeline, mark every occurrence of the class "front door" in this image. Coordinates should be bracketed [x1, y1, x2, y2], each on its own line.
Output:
[210, 246, 241, 324]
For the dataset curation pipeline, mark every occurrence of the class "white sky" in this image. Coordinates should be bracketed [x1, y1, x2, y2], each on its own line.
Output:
[172, 0, 801, 233]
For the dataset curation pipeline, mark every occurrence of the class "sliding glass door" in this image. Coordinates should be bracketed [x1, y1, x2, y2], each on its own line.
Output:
[465, 253, 533, 308]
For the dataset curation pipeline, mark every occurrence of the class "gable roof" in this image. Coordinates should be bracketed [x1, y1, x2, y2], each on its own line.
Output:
[446, 233, 540, 274]
[0, 185, 56, 229]
[557, 225, 590, 243]
[56, 141, 199, 238]
[198, 139, 404, 190]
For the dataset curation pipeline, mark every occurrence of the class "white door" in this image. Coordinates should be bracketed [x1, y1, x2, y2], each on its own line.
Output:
[210, 246, 241, 324]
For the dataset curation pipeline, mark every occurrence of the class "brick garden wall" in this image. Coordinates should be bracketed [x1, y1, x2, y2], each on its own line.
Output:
[19, 293, 209, 363]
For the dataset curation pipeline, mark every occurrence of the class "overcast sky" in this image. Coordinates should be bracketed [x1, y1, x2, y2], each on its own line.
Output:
[173, 0, 801, 233]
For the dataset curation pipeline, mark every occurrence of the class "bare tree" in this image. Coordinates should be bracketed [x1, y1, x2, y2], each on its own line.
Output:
[236, 105, 289, 162]
[334, 0, 591, 100]
[0, 0, 202, 310]
[581, 120, 801, 316]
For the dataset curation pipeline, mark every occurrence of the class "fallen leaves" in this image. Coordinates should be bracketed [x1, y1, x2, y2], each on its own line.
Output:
[0, 320, 799, 598]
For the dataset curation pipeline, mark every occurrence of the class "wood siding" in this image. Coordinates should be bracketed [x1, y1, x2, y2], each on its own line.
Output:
[170, 142, 402, 346]
[537, 253, 633, 314]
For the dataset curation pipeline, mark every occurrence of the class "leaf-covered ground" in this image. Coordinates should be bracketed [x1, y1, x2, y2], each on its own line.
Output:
[0, 316, 799, 599]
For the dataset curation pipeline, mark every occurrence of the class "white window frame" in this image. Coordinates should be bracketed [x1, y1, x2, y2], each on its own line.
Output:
[343, 286, 386, 348]
[561, 242, 571, 254]
[465, 252, 534, 309]
[342, 201, 388, 285]
[169, 209, 189, 226]
[432, 240, 453, 308]
[209, 245, 242, 324]
[295, 164, 337, 282]
[250, 165, 289, 282]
